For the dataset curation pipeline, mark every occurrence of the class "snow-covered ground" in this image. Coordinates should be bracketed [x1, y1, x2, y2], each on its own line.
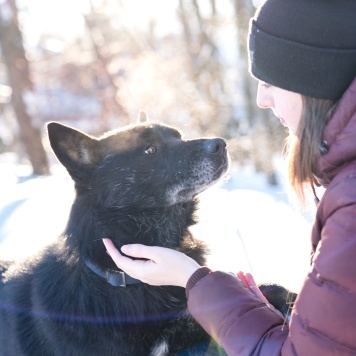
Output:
[0, 153, 316, 293]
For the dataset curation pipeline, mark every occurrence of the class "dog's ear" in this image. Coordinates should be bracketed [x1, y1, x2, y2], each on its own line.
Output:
[47, 122, 100, 183]
[138, 110, 149, 123]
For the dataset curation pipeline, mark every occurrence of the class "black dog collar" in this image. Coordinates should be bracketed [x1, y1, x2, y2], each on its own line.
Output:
[85, 259, 142, 287]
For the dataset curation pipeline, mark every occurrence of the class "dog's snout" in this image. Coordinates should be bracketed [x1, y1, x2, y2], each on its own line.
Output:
[204, 138, 226, 154]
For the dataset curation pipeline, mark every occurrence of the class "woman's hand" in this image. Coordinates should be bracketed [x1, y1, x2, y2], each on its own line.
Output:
[102, 239, 201, 288]
[237, 271, 270, 304]
[237, 271, 284, 319]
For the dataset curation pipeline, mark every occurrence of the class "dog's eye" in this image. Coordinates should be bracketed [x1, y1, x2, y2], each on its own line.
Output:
[144, 145, 157, 154]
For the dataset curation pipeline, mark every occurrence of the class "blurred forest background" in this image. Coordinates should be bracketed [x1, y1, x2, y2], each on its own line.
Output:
[0, 0, 287, 184]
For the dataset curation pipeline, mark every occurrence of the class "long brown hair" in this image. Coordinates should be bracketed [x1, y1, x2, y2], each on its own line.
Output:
[286, 96, 339, 205]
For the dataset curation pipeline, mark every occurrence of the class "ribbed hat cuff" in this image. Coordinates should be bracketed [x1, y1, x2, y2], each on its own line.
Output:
[248, 20, 356, 100]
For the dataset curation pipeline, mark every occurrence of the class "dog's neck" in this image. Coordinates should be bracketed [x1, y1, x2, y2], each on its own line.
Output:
[98, 201, 197, 248]
[65, 198, 198, 285]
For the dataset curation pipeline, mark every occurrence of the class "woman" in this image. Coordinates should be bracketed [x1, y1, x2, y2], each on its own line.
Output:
[103, 0, 356, 354]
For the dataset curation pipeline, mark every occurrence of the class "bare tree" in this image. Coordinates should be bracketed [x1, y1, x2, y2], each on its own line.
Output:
[177, 0, 233, 136]
[233, 0, 285, 184]
[84, 3, 129, 129]
[0, 0, 49, 175]
[233, 0, 257, 123]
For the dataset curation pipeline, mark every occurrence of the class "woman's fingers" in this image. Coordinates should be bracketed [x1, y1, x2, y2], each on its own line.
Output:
[102, 239, 200, 287]
[244, 272, 270, 304]
[121, 243, 160, 260]
[102, 239, 147, 277]
[237, 271, 251, 291]
[238, 271, 267, 301]
[238, 271, 284, 319]
[103, 238, 120, 259]
[103, 239, 161, 262]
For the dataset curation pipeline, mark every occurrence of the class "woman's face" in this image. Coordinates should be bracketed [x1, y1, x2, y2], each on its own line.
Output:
[256, 81, 303, 134]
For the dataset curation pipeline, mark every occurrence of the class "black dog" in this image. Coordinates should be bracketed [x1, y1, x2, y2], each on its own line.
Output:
[0, 115, 230, 355]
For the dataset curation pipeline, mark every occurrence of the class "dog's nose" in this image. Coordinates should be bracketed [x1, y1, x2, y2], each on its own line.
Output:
[204, 138, 226, 154]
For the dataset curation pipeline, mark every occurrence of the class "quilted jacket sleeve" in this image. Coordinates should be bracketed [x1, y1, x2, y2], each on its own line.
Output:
[187, 270, 289, 355]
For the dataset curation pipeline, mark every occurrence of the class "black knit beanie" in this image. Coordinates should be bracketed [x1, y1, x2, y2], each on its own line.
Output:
[248, 0, 356, 100]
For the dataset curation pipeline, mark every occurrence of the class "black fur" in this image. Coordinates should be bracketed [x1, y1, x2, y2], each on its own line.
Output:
[0, 121, 229, 355]
[258, 283, 297, 323]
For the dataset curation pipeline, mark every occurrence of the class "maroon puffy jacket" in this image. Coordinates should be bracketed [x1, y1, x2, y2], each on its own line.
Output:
[186, 77, 356, 355]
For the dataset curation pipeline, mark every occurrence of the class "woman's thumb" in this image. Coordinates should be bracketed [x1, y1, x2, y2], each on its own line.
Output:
[121, 244, 155, 259]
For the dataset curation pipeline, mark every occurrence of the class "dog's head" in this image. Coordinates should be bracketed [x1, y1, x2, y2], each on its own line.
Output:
[47, 119, 229, 208]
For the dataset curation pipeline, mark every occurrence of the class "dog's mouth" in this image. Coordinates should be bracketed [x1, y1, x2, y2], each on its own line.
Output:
[192, 161, 229, 195]
[170, 156, 230, 204]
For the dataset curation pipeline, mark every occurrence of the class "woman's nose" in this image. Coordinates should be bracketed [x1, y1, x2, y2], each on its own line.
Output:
[256, 85, 273, 109]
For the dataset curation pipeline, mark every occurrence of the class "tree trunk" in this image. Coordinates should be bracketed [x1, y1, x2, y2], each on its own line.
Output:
[84, 3, 129, 129]
[233, 0, 258, 124]
[0, 0, 49, 175]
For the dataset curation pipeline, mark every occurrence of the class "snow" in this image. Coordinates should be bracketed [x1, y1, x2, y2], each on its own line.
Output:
[192, 164, 313, 292]
[0, 154, 315, 293]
